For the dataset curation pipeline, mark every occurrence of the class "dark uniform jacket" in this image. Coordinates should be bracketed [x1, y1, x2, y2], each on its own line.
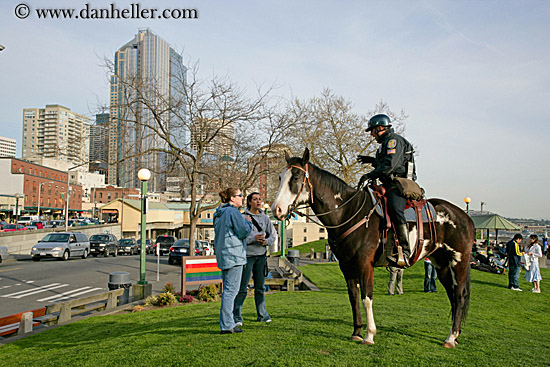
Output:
[505, 239, 523, 268]
[367, 128, 416, 186]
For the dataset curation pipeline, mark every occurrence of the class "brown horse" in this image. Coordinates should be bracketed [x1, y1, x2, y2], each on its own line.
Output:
[271, 149, 473, 347]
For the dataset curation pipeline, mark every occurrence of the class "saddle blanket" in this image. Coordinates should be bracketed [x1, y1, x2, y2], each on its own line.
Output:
[368, 187, 436, 223]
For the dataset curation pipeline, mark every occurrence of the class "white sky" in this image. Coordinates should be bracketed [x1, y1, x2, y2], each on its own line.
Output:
[0, 0, 549, 219]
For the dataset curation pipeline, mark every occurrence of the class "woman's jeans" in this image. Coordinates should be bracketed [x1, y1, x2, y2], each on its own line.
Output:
[220, 265, 243, 331]
[233, 255, 270, 323]
[424, 261, 437, 292]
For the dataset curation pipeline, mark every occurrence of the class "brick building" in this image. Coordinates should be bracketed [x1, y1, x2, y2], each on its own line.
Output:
[0, 158, 83, 221]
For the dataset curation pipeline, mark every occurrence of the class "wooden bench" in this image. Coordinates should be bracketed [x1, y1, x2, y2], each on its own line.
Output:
[37, 288, 125, 326]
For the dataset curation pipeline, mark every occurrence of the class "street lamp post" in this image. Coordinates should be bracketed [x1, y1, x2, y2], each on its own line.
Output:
[38, 182, 54, 219]
[137, 168, 151, 285]
[14, 193, 22, 223]
[464, 197, 471, 214]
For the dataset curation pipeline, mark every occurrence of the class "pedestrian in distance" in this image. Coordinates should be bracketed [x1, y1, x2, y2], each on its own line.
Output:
[424, 258, 437, 293]
[357, 113, 417, 268]
[387, 266, 404, 295]
[506, 234, 524, 291]
[233, 192, 276, 326]
[213, 188, 252, 334]
[524, 234, 542, 293]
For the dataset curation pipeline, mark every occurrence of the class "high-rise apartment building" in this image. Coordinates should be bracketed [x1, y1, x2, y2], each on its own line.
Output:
[109, 28, 185, 192]
[0, 136, 16, 157]
[190, 119, 234, 158]
[22, 105, 90, 167]
[90, 113, 109, 164]
[90, 113, 109, 181]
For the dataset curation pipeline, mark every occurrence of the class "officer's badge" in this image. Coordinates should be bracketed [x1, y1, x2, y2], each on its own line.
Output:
[387, 139, 397, 148]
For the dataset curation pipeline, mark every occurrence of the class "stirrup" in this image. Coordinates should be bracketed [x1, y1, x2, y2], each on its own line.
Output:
[395, 246, 411, 269]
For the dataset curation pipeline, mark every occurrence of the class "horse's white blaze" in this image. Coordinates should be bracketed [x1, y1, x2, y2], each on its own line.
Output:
[334, 193, 342, 201]
[436, 212, 457, 228]
[361, 296, 376, 344]
[445, 328, 459, 345]
[272, 168, 294, 217]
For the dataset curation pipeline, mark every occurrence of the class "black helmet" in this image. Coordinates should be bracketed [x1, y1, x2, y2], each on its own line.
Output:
[366, 114, 391, 132]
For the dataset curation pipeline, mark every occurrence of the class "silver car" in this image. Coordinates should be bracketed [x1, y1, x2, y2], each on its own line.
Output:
[31, 232, 90, 261]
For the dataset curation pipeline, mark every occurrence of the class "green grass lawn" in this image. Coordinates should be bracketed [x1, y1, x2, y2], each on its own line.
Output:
[271, 239, 328, 256]
[2, 263, 550, 366]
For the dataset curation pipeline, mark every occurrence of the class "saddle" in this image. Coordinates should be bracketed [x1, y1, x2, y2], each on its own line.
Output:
[369, 184, 437, 267]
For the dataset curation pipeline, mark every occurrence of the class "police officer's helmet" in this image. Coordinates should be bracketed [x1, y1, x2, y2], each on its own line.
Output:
[366, 114, 392, 132]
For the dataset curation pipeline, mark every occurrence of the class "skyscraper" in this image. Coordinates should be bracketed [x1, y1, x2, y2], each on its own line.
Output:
[22, 104, 90, 166]
[109, 28, 185, 192]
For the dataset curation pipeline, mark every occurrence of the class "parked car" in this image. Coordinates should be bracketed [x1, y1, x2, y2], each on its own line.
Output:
[31, 232, 90, 261]
[155, 235, 177, 255]
[89, 234, 118, 257]
[168, 239, 200, 265]
[26, 220, 46, 230]
[137, 239, 154, 254]
[0, 246, 8, 264]
[49, 220, 65, 228]
[0, 220, 8, 230]
[3, 224, 28, 232]
[117, 238, 139, 255]
[17, 215, 39, 226]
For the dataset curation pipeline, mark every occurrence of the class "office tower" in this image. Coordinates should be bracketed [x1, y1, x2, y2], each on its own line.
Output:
[22, 105, 90, 166]
[89, 113, 109, 181]
[0, 136, 16, 157]
[109, 28, 185, 192]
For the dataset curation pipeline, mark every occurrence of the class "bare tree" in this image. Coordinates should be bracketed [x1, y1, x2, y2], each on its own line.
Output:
[282, 89, 408, 185]
[104, 58, 288, 256]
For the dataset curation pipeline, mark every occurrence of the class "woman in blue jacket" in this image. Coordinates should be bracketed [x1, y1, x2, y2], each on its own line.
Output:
[214, 188, 252, 334]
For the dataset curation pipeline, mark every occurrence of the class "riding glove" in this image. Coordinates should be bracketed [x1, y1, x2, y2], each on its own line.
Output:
[357, 155, 376, 164]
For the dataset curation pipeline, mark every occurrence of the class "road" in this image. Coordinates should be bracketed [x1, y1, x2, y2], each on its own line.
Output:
[0, 254, 184, 318]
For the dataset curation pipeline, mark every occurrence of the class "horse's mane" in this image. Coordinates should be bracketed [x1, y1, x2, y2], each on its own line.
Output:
[287, 157, 355, 195]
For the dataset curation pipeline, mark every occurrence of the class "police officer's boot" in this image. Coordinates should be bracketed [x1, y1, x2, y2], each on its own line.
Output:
[396, 224, 411, 267]
[388, 224, 411, 268]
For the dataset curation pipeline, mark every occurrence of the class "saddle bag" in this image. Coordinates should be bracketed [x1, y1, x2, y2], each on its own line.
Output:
[393, 177, 425, 201]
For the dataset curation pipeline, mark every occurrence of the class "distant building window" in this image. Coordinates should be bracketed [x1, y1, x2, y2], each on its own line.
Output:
[319, 228, 325, 233]
[303, 237, 307, 242]
[303, 228, 307, 233]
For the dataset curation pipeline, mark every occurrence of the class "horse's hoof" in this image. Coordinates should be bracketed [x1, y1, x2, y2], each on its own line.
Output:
[443, 341, 456, 348]
[361, 339, 375, 345]
[350, 335, 363, 342]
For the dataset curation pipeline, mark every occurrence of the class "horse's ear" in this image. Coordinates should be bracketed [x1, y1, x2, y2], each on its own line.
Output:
[284, 150, 291, 164]
[302, 148, 310, 165]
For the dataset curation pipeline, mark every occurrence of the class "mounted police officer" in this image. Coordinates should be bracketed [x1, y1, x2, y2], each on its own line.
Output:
[357, 113, 416, 267]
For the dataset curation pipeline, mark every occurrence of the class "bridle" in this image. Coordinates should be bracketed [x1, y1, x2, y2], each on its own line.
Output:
[285, 164, 368, 231]
[287, 164, 314, 216]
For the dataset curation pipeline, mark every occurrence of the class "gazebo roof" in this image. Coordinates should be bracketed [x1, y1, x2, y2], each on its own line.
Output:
[469, 214, 521, 231]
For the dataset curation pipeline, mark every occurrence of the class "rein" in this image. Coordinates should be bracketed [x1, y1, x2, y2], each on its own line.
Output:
[285, 163, 369, 230]
[293, 192, 368, 230]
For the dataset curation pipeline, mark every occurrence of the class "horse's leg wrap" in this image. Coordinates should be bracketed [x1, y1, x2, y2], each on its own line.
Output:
[361, 296, 376, 345]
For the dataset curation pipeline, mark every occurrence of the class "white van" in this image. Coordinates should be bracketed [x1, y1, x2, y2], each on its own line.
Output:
[17, 215, 39, 225]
